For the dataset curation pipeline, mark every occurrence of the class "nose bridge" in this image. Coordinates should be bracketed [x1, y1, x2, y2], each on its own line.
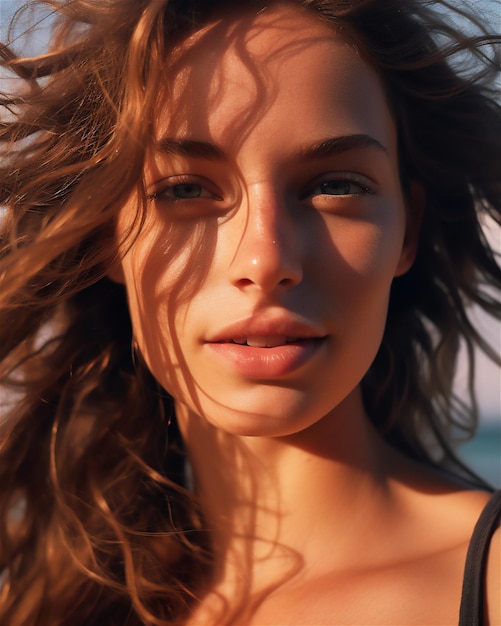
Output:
[228, 182, 303, 292]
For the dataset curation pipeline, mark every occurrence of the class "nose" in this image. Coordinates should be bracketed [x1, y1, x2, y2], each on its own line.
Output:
[228, 184, 303, 294]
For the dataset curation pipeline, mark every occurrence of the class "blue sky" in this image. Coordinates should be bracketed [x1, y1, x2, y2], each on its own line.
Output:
[1, 0, 499, 420]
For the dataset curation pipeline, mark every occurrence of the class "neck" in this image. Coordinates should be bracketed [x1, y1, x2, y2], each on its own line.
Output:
[176, 389, 403, 613]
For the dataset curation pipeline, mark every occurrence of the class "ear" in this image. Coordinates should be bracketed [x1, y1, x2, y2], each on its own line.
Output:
[394, 181, 424, 277]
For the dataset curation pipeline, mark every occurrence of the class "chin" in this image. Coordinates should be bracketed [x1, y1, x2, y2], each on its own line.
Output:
[175, 385, 350, 439]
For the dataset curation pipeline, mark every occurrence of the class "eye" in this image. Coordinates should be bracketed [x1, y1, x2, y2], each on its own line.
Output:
[147, 175, 223, 202]
[305, 175, 373, 199]
[170, 183, 207, 199]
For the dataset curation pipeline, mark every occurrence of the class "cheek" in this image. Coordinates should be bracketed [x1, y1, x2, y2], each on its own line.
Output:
[118, 220, 212, 392]
[321, 210, 405, 289]
[318, 212, 405, 357]
[120, 209, 217, 306]
[124, 264, 196, 404]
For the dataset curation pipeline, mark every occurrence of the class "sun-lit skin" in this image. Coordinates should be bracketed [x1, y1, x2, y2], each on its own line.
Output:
[110, 6, 495, 624]
[113, 7, 417, 439]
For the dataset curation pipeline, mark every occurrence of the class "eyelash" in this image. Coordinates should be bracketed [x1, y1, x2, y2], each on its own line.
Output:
[301, 173, 375, 200]
[147, 175, 223, 202]
[147, 171, 375, 207]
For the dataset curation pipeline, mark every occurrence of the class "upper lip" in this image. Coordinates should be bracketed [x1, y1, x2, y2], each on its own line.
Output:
[206, 312, 326, 343]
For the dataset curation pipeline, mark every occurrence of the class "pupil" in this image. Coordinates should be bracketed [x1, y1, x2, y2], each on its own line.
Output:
[174, 183, 202, 199]
[321, 181, 351, 195]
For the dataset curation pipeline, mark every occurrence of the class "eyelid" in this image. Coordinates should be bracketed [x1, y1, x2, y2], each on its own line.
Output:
[300, 171, 376, 199]
[147, 174, 223, 201]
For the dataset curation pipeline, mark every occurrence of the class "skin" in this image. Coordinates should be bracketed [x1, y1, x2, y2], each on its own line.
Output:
[110, 5, 497, 624]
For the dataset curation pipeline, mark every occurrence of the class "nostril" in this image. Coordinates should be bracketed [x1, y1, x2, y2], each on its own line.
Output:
[235, 278, 254, 288]
[279, 276, 297, 287]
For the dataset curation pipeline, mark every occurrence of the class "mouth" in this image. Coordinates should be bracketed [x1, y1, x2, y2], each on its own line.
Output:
[207, 312, 325, 345]
[221, 336, 302, 348]
[206, 335, 326, 378]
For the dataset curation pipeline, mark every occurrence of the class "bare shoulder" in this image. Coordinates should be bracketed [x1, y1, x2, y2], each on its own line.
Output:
[437, 486, 494, 529]
[405, 481, 500, 624]
[398, 473, 495, 568]
[391, 455, 494, 530]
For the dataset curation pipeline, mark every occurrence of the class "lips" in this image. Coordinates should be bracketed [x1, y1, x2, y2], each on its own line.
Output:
[205, 314, 326, 378]
[208, 313, 324, 344]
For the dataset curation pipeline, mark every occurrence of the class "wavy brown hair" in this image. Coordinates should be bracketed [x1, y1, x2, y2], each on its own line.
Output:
[1, 0, 500, 624]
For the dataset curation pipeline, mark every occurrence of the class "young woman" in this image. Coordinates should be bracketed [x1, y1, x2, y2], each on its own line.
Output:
[1, 0, 500, 624]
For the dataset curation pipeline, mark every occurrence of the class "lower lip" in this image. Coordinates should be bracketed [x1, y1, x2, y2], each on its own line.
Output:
[206, 338, 325, 378]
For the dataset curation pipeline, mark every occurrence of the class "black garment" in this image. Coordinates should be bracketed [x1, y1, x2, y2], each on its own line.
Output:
[459, 490, 501, 625]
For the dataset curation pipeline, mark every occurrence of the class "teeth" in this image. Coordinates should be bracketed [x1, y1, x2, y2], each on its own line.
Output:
[232, 337, 247, 345]
[247, 336, 281, 347]
[228, 336, 302, 347]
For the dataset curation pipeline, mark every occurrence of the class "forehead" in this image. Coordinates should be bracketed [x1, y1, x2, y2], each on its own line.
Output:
[155, 4, 395, 155]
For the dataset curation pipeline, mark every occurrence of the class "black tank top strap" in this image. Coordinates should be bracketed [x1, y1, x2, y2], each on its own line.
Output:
[459, 489, 501, 626]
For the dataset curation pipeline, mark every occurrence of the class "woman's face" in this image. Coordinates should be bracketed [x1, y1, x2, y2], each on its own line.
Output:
[112, 5, 418, 438]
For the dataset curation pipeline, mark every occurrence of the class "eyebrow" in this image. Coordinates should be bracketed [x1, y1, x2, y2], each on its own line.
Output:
[154, 133, 387, 161]
[155, 138, 227, 160]
[300, 134, 388, 160]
